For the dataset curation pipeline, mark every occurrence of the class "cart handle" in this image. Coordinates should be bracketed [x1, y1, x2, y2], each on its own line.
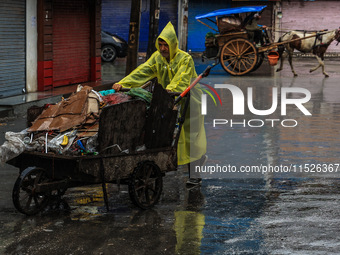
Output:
[174, 64, 215, 105]
[119, 80, 153, 92]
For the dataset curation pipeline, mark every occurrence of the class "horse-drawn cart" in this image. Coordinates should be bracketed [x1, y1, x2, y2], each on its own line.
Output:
[196, 5, 328, 76]
[7, 83, 190, 215]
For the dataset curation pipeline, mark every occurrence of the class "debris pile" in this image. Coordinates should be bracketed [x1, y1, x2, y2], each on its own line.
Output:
[0, 85, 152, 163]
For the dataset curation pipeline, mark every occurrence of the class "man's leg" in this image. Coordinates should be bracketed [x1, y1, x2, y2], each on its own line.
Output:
[247, 31, 255, 43]
[187, 155, 208, 186]
[254, 30, 262, 44]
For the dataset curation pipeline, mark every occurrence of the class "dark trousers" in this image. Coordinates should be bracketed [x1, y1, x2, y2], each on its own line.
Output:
[248, 30, 264, 44]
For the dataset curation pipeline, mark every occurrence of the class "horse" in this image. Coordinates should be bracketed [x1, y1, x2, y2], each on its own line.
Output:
[276, 28, 340, 77]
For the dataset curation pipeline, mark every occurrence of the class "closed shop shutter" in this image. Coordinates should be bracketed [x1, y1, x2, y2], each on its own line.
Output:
[0, 0, 25, 98]
[281, 1, 340, 53]
[53, 0, 90, 87]
[102, 0, 177, 52]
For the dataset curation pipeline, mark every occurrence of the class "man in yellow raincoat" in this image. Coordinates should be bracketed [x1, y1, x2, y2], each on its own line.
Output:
[112, 22, 207, 186]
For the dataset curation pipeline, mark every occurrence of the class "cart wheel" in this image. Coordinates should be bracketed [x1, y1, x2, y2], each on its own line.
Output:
[12, 167, 50, 215]
[220, 38, 258, 76]
[128, 161, 163, 209]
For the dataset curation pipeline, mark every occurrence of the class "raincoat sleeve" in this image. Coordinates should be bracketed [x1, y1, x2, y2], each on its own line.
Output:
[165, 56, 197, 92]
[118, 55, 158, 88]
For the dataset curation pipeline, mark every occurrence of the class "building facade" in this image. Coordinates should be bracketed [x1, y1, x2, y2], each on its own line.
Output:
[1, 0, 339, 98]
[279, 0, 340, 54]
[101, 0, 178, 52]
[0, 0, 101, 98]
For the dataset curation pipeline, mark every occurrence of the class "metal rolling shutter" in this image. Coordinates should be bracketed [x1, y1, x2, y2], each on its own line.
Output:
[53, 0, 90, 87]
[0, 0, 26, 98]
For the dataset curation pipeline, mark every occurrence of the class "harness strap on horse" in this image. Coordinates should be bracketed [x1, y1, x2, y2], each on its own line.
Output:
[313, 32, 334, 48]
[313, 33, 322, 48]
[298, 30, 320, 48]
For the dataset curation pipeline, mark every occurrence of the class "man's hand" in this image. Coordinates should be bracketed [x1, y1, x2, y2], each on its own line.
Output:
[112, 83, 122, 91]
[165, 86, 172, 93]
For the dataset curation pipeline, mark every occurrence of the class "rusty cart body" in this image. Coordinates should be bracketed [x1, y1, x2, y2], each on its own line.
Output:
[7, 84, 187, 215]
[196, 5, 321, 76]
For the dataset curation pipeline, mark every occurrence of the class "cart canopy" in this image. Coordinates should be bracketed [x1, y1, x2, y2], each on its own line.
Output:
[195, 6, 267, 20]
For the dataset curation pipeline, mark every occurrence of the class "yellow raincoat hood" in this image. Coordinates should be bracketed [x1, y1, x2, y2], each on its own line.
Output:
[155, 22, 178, 61]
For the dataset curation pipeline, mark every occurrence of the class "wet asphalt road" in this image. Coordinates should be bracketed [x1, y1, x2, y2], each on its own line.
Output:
[1, 56, 340, 254]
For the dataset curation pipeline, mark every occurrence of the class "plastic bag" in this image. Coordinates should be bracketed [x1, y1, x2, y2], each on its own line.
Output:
[0, 130, 28, 163]
[126, 88, 152, 105]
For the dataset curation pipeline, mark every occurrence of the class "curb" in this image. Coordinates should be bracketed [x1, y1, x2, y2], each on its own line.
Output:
[0, 82, 114, 119]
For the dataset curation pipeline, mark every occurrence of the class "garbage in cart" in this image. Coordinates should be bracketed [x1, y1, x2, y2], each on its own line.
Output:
[4, 64, 214, 215]
[0, 84, 157, 163]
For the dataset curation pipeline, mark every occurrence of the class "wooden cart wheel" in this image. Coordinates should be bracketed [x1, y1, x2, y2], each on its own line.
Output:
[128, 161, 163, 209]
[220, 38, 258, 76]
[12, 167, 50, 215]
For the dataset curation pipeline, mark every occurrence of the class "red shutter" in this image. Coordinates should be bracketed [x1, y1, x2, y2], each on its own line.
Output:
[53, 0, 90, 87]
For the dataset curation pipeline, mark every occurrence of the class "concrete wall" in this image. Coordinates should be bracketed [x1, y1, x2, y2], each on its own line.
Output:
[26, 0, 38, 93]
[281, 1, 340, 53]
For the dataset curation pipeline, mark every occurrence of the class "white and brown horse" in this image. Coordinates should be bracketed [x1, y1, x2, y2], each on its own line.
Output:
[276, 29, 340, 77]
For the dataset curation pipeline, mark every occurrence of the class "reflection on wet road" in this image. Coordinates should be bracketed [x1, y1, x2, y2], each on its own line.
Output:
[203, 73, 340, 176]
[1, 58, 340, 254]
[196, 58, 340, 254]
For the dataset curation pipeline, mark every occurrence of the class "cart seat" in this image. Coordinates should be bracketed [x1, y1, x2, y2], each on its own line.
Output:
[217, 16, 243, 34]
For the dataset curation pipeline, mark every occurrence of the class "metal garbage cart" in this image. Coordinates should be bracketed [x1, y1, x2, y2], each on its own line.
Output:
[7, 84, 186, 215]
